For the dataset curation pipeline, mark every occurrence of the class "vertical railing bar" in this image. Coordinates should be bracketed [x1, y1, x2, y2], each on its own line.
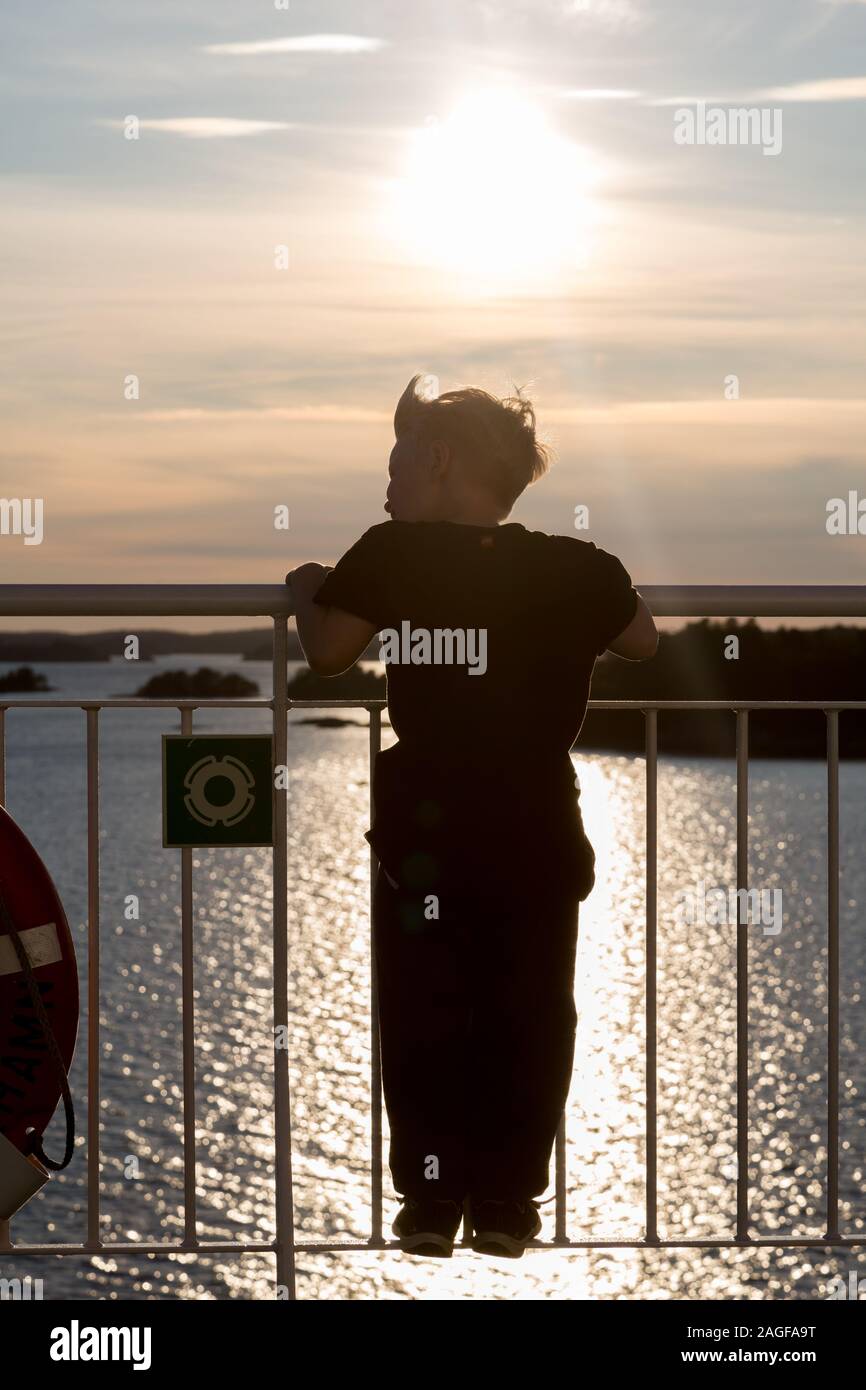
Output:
[0, 707, 9, 1252]
[368, 704, 384, 1245]
[272, 618, 297, 1297]
[179, 705, 197, 1247]
[645, 708, 658, 1244]
[554, 1114, 567, 1243]
[826, 710, 840, 1240]
[735, 709, 750, 1242]
[85, 706, 101, 1249]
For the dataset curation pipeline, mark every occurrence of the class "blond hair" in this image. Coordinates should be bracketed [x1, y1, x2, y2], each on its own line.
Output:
[394, 373, 554, 513]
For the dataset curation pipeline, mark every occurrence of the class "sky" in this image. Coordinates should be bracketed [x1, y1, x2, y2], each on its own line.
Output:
[1, 0, 865, 631]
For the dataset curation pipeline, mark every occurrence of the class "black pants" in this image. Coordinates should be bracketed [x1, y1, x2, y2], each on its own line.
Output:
[372, 862, 581, 1203]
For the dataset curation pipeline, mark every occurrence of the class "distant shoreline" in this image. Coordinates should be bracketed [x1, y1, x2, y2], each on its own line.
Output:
[0, 627, 309, 664]
[3, 619, 865, 759]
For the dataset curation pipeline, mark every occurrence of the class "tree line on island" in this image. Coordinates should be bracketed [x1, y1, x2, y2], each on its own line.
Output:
[280, 620, 866, 758]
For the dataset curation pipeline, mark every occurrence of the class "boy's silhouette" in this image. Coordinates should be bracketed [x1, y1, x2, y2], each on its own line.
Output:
[288, 375, 658, 1257]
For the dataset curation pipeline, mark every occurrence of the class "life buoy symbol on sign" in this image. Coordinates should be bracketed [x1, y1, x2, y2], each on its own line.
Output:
[183, 755, 256, 829]
[0, 804, 78, 1220]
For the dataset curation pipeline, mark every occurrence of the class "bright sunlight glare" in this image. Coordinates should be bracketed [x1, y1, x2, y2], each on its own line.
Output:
[387, 90, 603, 288]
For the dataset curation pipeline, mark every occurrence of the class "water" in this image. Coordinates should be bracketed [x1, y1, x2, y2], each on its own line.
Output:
[1, 660, 864, 1300]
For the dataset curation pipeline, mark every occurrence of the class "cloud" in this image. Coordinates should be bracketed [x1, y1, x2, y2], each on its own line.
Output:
[647, 78, 866, 106]
[761, 76, 866, 102]
[645, 95, 749, 107]
[559, 88, 641, 100]
[126, 406, 391, 423]
[109, 118, 294, 139]
[120, 400, 866, 431]
[543, 398, 866, 428]
[203, 34, 387, 57]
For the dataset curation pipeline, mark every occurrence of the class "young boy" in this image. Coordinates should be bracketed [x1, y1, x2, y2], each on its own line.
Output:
[288, 375, 658, 1258]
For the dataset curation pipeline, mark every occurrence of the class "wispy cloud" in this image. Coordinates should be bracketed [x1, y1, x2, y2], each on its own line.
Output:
[762, 76, 866, 101]
[545, 398, 866, 426]
[120, 400, 866, 429]
[642, 81, 866, 107]
[203, 34, 387, 57]
[645, 95, 750, 107]
[103, 118, 294, 139]
[126, 407, 391, 423]
[559, 88, 640, 100]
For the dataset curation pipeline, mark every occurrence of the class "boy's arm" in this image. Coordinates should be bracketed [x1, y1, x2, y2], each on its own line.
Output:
[585, 543, 658, 662]
[605, 593, 658, 661]
[287, 563, 378, 676]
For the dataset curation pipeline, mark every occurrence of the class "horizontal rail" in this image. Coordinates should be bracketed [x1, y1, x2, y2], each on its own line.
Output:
[1, 583, 866, 618]
[643, 585, 866, 618]
[0, 585, 293, 618]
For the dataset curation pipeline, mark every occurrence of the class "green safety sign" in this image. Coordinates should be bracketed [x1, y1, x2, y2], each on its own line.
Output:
[162, 735, 274, 848]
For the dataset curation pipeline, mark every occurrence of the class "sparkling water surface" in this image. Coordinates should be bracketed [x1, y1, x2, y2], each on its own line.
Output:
[1, 659, 863, 1300]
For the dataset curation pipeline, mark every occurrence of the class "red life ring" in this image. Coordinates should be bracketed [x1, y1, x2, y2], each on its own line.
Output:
[0, 804, 78, 1170]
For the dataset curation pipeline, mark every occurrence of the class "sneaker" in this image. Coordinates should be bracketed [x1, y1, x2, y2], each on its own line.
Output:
[392, 1197, 464, 1257]
[469, 1198, 542, 1257]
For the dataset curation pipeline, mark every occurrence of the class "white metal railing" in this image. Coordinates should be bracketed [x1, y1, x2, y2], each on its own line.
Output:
[0, 584, 864, 1298]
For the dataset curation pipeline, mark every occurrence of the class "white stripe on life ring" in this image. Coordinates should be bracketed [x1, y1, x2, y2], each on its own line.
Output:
[0, 921, 62, 976]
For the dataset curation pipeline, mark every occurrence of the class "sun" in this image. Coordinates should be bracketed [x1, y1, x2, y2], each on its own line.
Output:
[387, 89, 602, 287]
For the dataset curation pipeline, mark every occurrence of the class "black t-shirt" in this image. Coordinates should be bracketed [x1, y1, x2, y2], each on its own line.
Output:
[313, 519, 638, 898]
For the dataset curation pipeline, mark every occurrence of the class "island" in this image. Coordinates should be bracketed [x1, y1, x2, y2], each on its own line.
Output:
[133, 667, 260, 698]
[0, 665, 53, 693]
